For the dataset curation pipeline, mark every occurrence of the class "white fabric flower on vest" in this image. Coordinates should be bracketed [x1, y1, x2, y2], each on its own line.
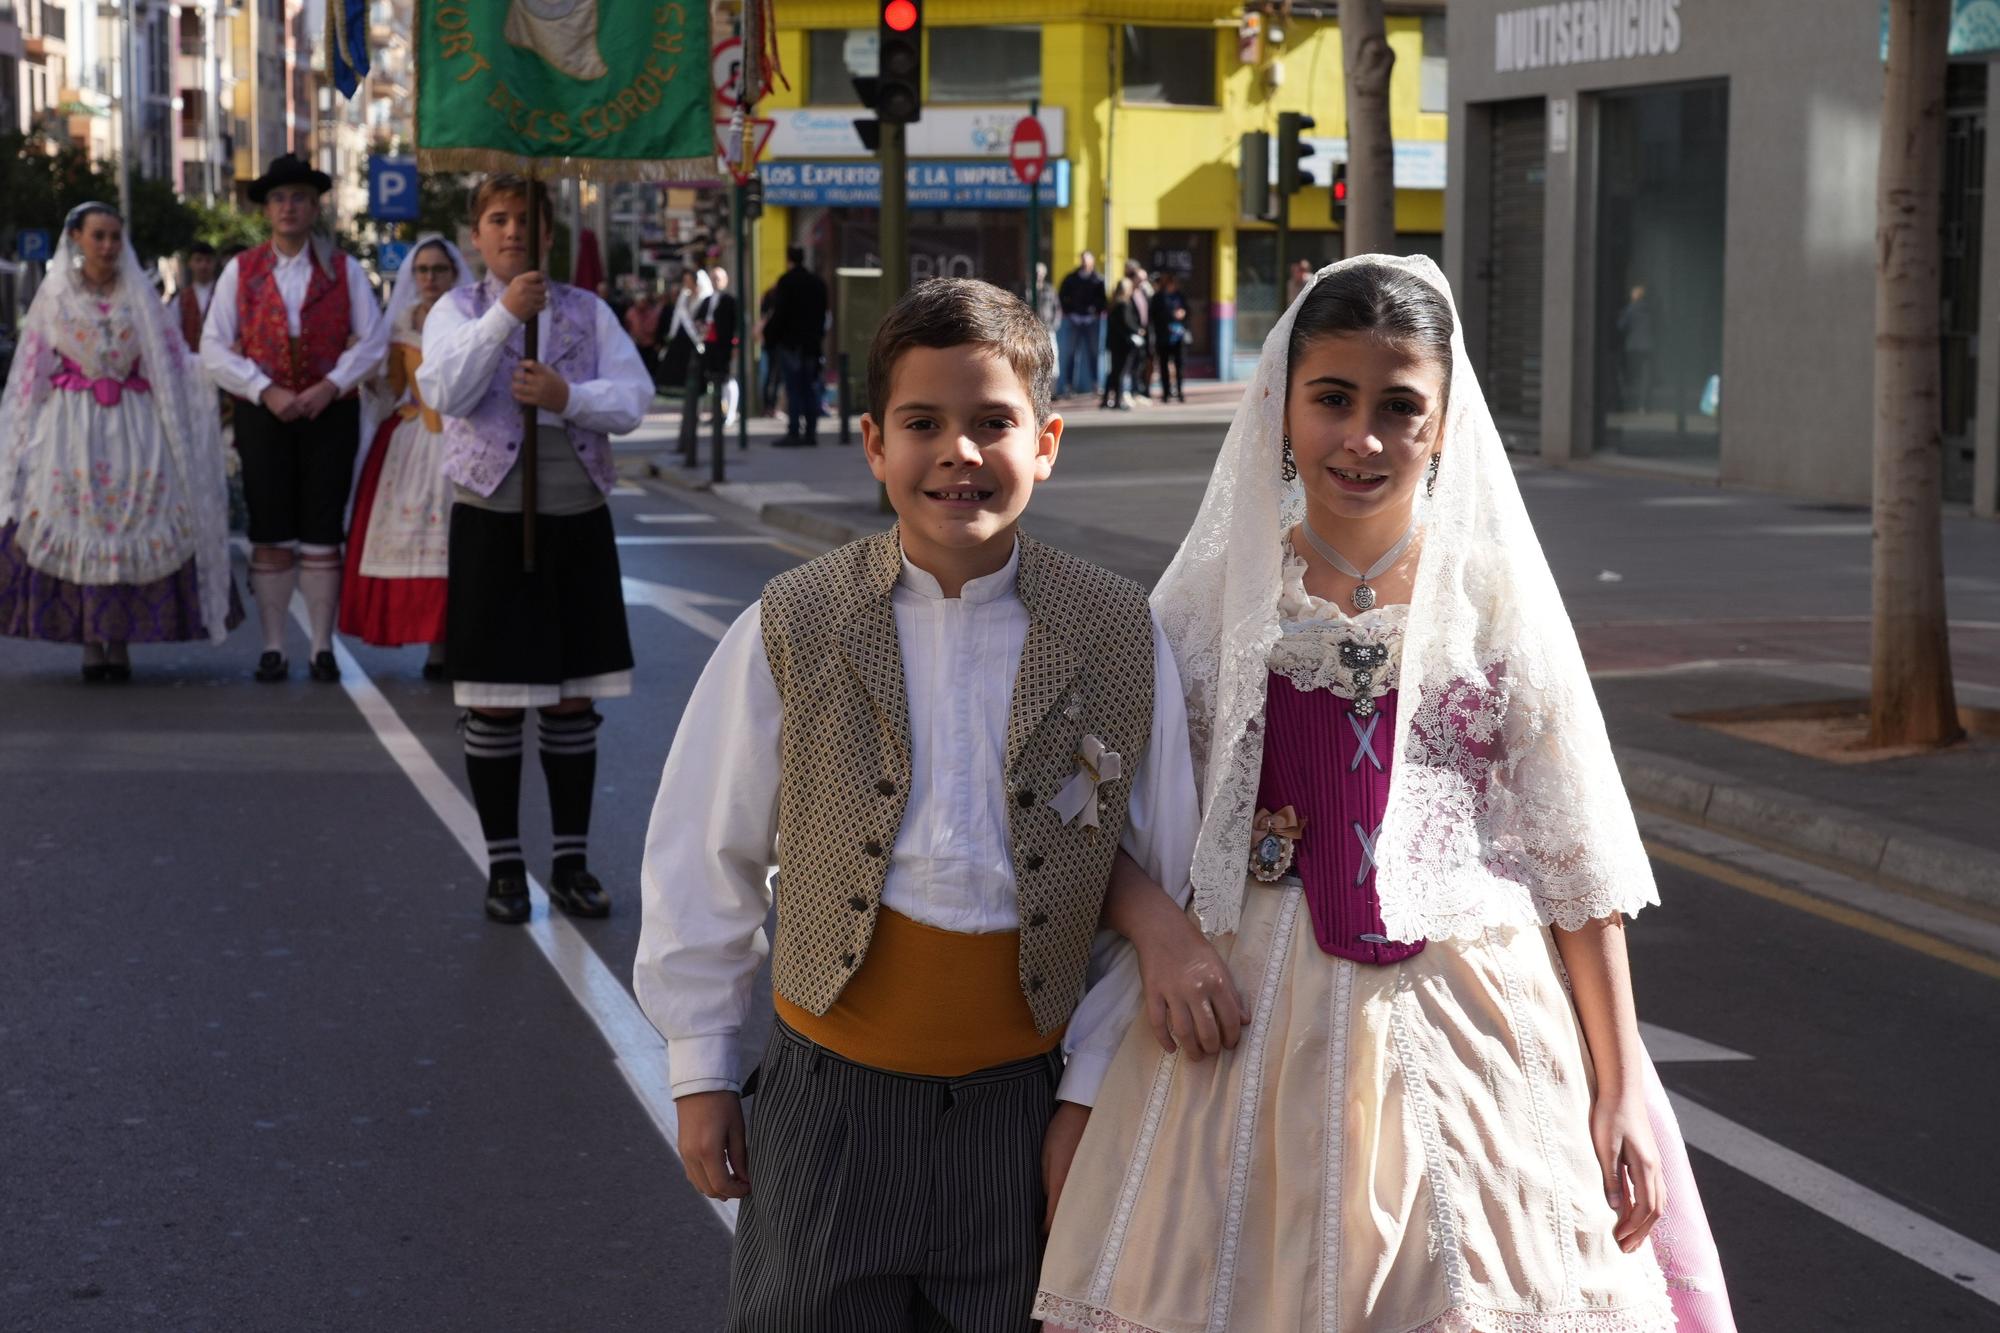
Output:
[1050, 735, 1122, 830]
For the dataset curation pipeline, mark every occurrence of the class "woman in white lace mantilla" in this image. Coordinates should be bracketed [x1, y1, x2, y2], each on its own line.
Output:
[1036, 257, 1736, 1333]
[0, 203, 238, 679]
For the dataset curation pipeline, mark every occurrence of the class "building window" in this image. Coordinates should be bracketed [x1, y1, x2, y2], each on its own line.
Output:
[929, 26, 1040, 103]
[1420, 15, 1448, 114]
[1121, 26, 1215, 107]
[808, 28, 876, 104]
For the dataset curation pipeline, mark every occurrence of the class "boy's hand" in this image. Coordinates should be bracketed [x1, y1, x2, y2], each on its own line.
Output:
[501, 270, 550, 323]
[511, 360, 571, 414]
[1137, 912, 1247, 1061]
[291, 378, 338, 420]
[259, 385, 298, 420]
[676, 1090, 751, 1200]
[1042, 1100, 1091, 1232]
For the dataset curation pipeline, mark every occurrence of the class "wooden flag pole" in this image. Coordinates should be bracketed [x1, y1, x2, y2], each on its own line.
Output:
[521, 163, 542, 572]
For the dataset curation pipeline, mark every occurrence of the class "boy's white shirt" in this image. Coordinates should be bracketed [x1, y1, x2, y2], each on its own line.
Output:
[634, 540, 1200, 1107]
[417, 282, 654, 434]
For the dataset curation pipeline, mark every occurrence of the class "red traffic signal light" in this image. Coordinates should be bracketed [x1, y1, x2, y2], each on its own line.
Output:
[1333, 178, 1347, 203]
[883, 0, 918, 32]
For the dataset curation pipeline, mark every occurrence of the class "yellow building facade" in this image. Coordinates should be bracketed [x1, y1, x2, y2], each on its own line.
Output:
[751, 1, 1447, 378]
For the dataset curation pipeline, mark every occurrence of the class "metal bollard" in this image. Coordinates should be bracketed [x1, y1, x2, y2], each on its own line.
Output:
[838, 351, 852, 446]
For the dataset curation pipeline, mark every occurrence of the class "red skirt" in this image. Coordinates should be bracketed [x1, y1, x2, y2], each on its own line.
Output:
[339, 417, 448, 647]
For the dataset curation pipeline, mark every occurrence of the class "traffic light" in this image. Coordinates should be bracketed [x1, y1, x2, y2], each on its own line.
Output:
[1277, 111, 1317, 196]
[1331, 163, 1348, 226]
[743, 175, 764, 221]
[1240, 130, 1271, 221]
[877, 0, 923, 125]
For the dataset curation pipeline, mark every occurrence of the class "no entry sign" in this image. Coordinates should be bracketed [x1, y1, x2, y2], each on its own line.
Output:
[1009, 116, 1048, 187]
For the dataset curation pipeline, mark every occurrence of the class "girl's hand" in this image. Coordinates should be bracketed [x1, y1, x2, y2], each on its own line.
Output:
[1591, 1079, 1664, 1252]
[1135, 910, 1248, 1061]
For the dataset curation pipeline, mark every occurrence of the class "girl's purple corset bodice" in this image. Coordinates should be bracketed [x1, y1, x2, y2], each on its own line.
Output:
[1258, 674, 1426, 963]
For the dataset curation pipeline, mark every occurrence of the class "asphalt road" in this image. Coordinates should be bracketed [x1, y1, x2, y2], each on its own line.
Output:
[3, 473, 1995, 1331]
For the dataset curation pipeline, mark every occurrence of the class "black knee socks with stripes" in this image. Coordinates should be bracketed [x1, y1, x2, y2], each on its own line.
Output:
[461, 708, 603, 885]
[538, 709, 601, 877]
[463, 711, 525, 881]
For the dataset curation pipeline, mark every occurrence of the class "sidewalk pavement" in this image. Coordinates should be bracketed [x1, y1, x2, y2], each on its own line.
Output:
[626, 400, 2000, 923]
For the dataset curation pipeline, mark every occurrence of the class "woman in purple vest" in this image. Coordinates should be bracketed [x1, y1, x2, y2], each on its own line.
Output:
[418, 175, 654, 926]
[1038, 258, 1737, 1332]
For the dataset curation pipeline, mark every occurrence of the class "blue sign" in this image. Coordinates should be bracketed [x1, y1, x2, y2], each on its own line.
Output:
[378, 241, 412, 274]
[758, 159, 1072, 210]
[17, 229, 53, 264]
[368, 156, 420, 222]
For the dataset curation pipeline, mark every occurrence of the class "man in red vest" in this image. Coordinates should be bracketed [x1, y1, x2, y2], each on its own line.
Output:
[167, 241, 217, 350]
[202, 154, 387, 683]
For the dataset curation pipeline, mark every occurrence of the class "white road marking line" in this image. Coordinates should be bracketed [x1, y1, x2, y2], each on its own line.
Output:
[287, 598, 739, 1234]
[1639, 1023, 1753, 1064]
[622, 576, 741, 641]
[1669, 1092, 2000, 1304]
[610, 483, 645, 496]
[634, 513, 717, 524]
[615, 534, 777, 547]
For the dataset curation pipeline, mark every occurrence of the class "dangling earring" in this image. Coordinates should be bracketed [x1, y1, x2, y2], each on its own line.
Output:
[1425, 452, 1441, 496]
[1281, 436, 1298, 482]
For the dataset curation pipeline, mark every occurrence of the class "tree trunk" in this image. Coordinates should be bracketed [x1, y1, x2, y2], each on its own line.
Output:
[1340, 0, 1396, 256]
[1871, 0, 1963, 748]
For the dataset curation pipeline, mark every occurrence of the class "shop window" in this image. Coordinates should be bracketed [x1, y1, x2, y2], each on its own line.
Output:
[1121, 26, 1215, 107]
[930, 26, 1040, 103]
[1593, 82, 1728, 467]
[808, 28, 876, 105]
[1420, 15, 1448, 114]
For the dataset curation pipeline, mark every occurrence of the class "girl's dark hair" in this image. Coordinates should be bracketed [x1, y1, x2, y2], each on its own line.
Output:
[1286, 262, 1455, 400]
[64, 201, 121, 234]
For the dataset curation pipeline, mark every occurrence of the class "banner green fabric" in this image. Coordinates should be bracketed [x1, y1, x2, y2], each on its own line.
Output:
[417, 1, 713, 180]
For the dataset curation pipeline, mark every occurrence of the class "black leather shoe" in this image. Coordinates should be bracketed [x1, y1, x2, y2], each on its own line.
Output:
[309, 651, 340, 683]
[81, 662, 111, 683]
[104, 662, 132, 683]
[421, 661, 447, 681]
[254, 651, 289, 682]
[484, 870, 532, 925]
[547, 866, 611, 919]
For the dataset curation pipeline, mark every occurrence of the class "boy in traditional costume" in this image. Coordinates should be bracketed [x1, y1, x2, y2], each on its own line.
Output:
[635, 278, 1205, 1333]
[418, 175, 652, 925]
[201, 153, 388, 683]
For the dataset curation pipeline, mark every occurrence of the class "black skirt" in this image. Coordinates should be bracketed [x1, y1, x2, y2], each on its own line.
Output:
[445, 503, 634, 691]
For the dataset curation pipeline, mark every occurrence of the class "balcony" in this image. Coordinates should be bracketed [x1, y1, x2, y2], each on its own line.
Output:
[24, 0, 63, 57]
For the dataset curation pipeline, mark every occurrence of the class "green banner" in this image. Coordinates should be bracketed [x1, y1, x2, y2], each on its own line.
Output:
[417, 1, 713, 179]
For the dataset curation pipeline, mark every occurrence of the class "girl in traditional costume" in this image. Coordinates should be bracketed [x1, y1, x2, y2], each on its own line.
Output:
[0, 203, 237, 677]
[338, 235, 473, 676]
[1038, 256, 1736, 1333]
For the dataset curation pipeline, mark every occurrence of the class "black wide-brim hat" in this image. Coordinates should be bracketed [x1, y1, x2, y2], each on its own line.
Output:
[248, 153, 333, 204]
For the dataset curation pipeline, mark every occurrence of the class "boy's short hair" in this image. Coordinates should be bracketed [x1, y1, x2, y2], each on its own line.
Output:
[469, 173, 555, 230]
[866, 278, 1055, 426]
[188, 241, 216, 257]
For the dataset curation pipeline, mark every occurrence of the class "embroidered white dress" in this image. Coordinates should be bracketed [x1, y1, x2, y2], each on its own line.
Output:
[1036, 558, 1675, 1333]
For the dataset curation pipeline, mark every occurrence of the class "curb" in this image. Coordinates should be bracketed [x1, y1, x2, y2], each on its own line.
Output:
[651, 456, 2000, 917]
[1616, 747, 2000, 914]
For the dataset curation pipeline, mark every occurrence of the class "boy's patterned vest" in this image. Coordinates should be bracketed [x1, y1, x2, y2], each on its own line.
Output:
[760, 528, 1156, 1035]
[438, 279, 617, 498]
[235, 242, 352, 392]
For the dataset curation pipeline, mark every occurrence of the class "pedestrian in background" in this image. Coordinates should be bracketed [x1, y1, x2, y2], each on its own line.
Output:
[669, 265, 715, 464]
[767, 246, 828, 448]
[755, 280, 783, 419]
[1055, 250, 1105, 400]
[201, 153, 388, 685]
[169, 240, 218, 350]
[0, 202, 238, 677]
[1124, 259, 1154, 401]
[706, 264, 740, 430]
[417, 174, 652, 927]
[1101, 278, 1141, 411]
[624, 286, 664, 391]
[1152, 270, 1190, 404]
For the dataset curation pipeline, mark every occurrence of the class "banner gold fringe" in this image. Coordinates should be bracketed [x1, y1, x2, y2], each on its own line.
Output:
[414, 149, 722, 185]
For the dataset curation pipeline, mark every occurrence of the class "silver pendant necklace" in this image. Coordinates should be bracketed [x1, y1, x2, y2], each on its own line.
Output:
[1299, 518, 1415, 613]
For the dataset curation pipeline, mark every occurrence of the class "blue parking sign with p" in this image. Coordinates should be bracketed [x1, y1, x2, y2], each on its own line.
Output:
[18, 229, 53, 264]
[369, 157, 420, 222]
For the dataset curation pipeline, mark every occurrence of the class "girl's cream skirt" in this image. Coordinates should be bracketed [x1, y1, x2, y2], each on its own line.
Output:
[1036, 880, 1682, 1333]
